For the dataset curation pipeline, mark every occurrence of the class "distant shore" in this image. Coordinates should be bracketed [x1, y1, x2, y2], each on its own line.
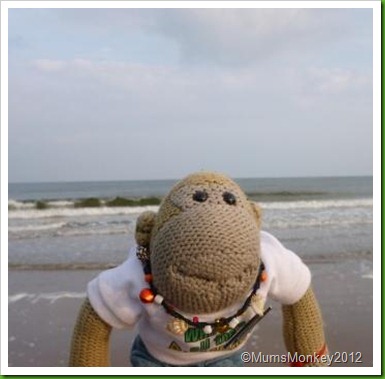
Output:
[8, 259, 374, 368]
[8, 196, 163, 211]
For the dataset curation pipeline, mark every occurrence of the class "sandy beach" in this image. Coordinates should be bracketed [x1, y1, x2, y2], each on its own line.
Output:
[8, 258, 373, 368]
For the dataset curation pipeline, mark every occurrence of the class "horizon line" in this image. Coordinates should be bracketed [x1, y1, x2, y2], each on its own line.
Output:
[8, 173, 373, 185]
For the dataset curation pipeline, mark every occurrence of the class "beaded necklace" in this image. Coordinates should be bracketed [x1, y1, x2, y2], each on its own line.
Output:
[136, 245, 267, 335]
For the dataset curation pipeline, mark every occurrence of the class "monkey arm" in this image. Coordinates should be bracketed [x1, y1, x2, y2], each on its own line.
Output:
[282, 287, 328, 366]
[69, 298, 112, 366]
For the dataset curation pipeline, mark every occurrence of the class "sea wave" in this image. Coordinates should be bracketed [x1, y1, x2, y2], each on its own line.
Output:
[8, 291, 86, 304]
[8, 204, 160, 220]
[9, 210, 372, 241]
[261, 198, 372, 210]
[266, 217, 373, 229]
[8, 196, 373, 241]
[9, 222, 68, 233]
[8, 197, 372, 219]
[9, 218, 135, 239]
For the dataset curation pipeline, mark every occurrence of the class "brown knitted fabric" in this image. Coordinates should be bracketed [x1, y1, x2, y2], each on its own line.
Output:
[69, 298, 112, 366]
[148, 172, 262, 314]
[135, 211, 157, 247]
[282, 287, 327, 366]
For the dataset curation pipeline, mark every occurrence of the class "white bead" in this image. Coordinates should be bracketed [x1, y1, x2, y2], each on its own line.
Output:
[203, 325, 213, 334]
[229, 317, 240, 329]
[251, 293, 265, 316]
[154, 294, 164, 304]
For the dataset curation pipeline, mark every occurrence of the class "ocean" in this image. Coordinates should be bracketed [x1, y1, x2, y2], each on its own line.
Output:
[8, 176, 373, 269]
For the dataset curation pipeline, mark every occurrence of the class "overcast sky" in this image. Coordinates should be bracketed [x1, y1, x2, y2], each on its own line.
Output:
[7, 6, 373, 182]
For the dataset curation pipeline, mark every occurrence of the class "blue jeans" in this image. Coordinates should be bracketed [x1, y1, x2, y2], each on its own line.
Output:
[130, 335, 244, 367]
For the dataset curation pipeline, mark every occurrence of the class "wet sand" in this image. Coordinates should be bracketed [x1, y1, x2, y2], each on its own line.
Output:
[8, 260, 374, 368]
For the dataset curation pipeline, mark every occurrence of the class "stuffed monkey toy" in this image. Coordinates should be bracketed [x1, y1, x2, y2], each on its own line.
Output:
[69, 172, 327, 367]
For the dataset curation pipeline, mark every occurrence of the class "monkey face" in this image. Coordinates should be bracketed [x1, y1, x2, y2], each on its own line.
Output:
[149, 172, 261, 314]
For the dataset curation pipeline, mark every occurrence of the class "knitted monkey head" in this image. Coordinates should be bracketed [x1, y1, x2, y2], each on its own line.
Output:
[135, 172, 262, 314]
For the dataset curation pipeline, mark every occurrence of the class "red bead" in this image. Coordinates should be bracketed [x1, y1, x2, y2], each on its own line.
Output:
[260, 271, 268, 282]
[139, 288, 155, 303]
[193, 316, 199, 324]
[144, 274, 153, 283]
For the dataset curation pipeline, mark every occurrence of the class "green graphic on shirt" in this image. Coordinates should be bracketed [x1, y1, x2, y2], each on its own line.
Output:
[200, 337, 210, 350]
[184, 327, 208, 343]
[214, 328, 236, 346]
[189, 338, 210, 352]
[168, 341, 182, 351]
[214, 321, 246, 346]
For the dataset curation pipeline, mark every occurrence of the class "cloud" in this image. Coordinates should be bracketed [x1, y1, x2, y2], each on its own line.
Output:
[28, 57, 283, 122]
[33, 59, 67, 72]
[152, 9, 311, 65]
[148, 8, 371, 67]
[30, 56, 372, 105]
[8, 8, 374, 181]
[290, 66, 372, 111]
[15, 8, 372, 69]
[306, 67, 365, 94]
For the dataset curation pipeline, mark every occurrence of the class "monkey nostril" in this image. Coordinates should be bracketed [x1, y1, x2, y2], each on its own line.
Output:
[223, 191, 236, 205]
[192, 190, 208, 203]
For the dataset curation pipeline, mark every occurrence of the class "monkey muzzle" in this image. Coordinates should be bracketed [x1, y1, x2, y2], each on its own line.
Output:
[150, 206, 260, 314]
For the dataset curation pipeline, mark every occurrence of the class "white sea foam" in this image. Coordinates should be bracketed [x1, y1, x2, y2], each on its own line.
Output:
[9, 218, 135, 238]
[8, 222, 67, 233]
[260, 198, 373, 210]
[55, 227, 131, 237]
[8, 205, 160, 220]
[8, 291, 86, 304]
[266, 217, 373, 229]
[8, 200, 35, 210]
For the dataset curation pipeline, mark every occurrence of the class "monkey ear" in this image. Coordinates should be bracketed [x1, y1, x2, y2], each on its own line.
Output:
[249, 201, 262, 229]
[135, 211, 157, 247]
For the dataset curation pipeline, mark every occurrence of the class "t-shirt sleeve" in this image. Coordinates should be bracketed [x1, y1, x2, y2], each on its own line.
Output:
[87, 248, 144, 329]
[261, 231, 311, 305]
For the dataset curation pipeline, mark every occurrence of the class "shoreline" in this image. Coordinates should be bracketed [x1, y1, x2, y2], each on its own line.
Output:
[8, 260, 374, 368]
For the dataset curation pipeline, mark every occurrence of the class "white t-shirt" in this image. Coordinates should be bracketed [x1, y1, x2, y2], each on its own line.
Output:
[87, 231, 311, 365]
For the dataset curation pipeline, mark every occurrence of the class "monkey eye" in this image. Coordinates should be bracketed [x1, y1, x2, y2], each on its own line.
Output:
[192, 190, 208, 203]
[223, 191, 236, 205]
